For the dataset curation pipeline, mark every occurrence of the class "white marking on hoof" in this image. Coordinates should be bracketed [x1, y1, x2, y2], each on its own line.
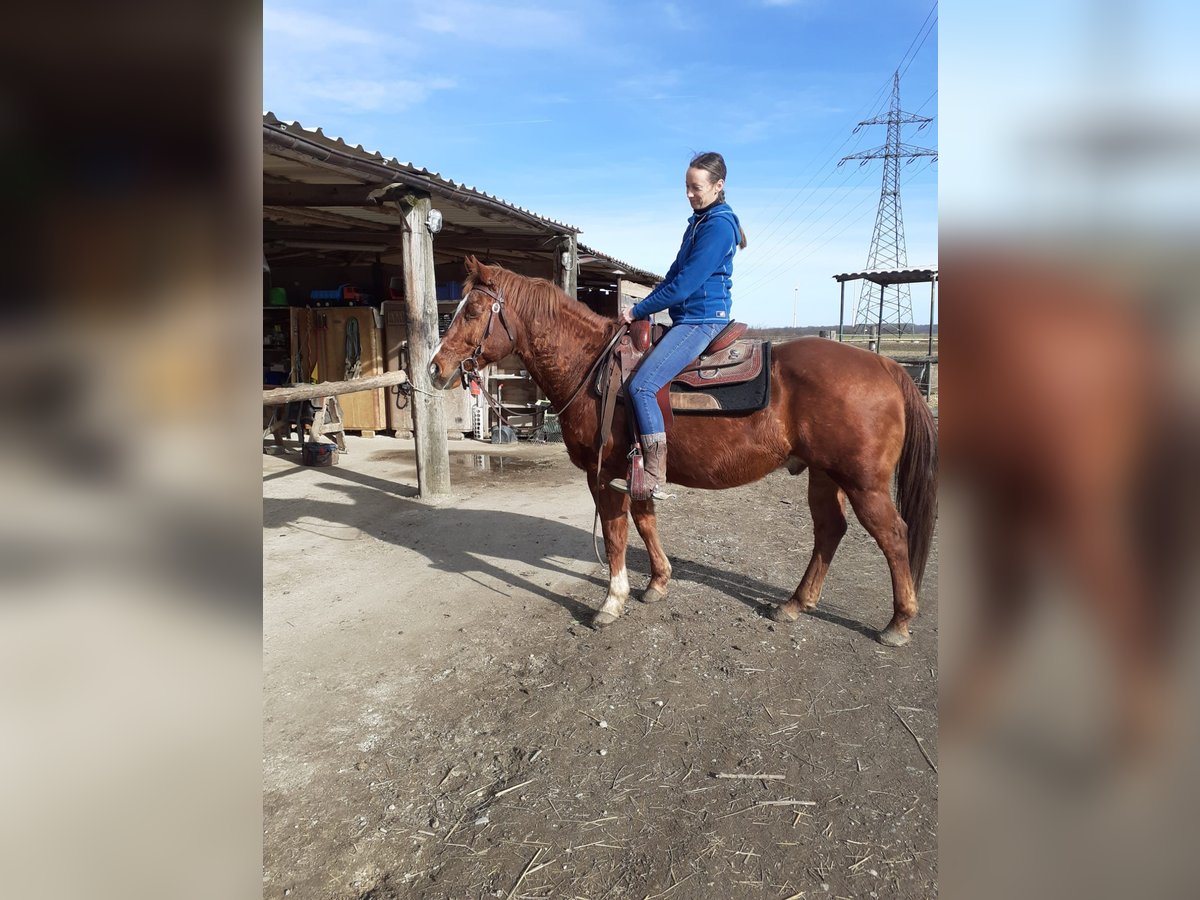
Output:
[591, 610, 619, 629]
[596, 566, 629, 621]
[597, 596, 624, 618]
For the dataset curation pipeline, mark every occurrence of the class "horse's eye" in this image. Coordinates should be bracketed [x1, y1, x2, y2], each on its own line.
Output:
[463, 307, 481, 321]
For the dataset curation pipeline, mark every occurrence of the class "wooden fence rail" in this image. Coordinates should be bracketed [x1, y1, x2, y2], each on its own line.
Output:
[262, 370, 410, 406]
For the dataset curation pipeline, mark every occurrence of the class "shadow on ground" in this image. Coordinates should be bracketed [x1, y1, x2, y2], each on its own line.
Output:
[264, 461, 881, 637]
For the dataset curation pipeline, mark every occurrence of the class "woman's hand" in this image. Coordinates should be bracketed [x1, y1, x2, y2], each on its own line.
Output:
[620, 307, 635, 325]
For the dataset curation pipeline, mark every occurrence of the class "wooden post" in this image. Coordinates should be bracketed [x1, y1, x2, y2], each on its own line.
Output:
[616, 277, 651, 320]
[927, 278, 936, 400]
[399, 193, 451, 497]
[837, 280, 845, 341]
[557, 234, 578, 299]
[927, 279, 936, 358]
[875, 282, 885, 353]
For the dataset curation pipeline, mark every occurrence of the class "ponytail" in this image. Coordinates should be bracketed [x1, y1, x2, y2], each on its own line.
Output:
[703, 162, 747, 249]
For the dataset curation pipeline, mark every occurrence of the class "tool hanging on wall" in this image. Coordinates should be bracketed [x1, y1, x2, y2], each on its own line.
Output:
[344, 316, 362, 381]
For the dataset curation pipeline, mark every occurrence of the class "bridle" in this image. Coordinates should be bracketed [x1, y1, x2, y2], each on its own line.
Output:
[458, 284, 516, 387]
[447, 283, 627, 561]
[453, 281, 628, 412]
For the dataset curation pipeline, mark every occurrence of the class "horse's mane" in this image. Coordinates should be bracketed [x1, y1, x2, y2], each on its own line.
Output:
[466, 266, 611, 334]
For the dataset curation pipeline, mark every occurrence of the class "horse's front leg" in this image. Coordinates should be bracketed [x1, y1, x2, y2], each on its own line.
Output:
[631, 498, 672, 604]
[592, 484, 632, 629]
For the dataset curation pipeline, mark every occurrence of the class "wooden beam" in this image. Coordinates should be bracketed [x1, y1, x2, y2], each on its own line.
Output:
[399, 193, 451, 497]
[263, 183, 374, 207]
[434, 235, 559, 252]
[556, 234, 578, 299]
[262, 370, 408, 406]
[264, 205, 393, 231]
[264, 227, 398, 244]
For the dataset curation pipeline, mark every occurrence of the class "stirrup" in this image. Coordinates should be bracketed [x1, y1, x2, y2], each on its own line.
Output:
[607, 477, 673, 500]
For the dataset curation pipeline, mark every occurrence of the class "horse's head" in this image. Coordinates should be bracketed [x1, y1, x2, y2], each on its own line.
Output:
[429, 255, 519, 388]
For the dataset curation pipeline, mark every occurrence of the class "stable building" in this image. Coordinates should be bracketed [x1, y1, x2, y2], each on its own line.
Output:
[263, 113, 659, 492]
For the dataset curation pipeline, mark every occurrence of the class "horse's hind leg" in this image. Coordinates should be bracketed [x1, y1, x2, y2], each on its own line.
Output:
[591, 481, 633, 629]
[770, 470, 847, 623]
[845, 486, 918, 646]
[630, 498, 673, 603]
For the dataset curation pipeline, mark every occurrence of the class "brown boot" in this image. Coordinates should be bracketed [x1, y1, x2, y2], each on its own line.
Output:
[640, 438, 673, 500]
[608, 440, 673, 500]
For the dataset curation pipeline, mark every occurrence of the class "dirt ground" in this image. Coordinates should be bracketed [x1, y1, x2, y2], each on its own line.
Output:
[263, 436, 938, 900]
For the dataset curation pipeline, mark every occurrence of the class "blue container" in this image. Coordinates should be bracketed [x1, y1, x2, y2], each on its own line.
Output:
[437, 280, 464, 301]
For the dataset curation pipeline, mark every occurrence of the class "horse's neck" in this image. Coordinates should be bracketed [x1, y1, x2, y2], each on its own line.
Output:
[514, 303, 612, 409]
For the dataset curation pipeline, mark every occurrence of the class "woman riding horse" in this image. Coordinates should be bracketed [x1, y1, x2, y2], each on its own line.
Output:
[609, 151, 748, 501]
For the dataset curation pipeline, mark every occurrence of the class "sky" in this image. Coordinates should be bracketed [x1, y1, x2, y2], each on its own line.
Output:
[263, 0, 938, 327]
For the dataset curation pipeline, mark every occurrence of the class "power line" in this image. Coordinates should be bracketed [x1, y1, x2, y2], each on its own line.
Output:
[738, 163, 934, 302]
[749, 162, 879, 262]
[737, 158, 936, 296]
[748, 2, 938, 254]
[896, 2, 938, 78]
[899, 13, 938, 81]
[751, 79, 892, 242]
[895, 1, 938, 76]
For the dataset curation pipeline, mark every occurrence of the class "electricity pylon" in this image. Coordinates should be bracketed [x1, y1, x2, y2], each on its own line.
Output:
[839, 72, 936, 334]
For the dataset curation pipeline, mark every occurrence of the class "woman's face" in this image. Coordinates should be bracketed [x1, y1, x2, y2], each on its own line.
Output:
[685, 166, 723, 210]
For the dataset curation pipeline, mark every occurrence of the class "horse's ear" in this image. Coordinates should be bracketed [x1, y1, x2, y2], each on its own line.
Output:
[464, 254, 479, 276]
[475, 260, 498, 286]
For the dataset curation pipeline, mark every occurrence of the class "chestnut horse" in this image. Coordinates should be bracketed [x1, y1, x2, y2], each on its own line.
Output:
[430, 256, 938, 645]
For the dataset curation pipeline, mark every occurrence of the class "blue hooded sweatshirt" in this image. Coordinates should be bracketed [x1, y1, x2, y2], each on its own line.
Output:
[630, 201, 742, 325]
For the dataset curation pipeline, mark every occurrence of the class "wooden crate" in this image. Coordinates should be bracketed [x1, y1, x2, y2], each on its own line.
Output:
[315, 307, 386, 432]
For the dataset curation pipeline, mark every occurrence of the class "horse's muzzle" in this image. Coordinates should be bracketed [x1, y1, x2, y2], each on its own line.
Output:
[429, 361, 457, 390]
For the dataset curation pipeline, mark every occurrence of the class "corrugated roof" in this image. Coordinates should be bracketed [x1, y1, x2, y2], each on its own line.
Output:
[833, 267, 938, 285]
[263, 112, 580, 234]
[578, 244, 661, 284]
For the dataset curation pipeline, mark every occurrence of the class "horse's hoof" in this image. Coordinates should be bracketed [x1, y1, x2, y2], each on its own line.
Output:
[768, 604, 799, 623]
[878, 626, 911, 647]
[591, 611, 619, 629]
[641, 586, 668, 604]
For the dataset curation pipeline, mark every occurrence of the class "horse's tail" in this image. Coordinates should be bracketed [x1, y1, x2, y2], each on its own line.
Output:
[890, 364, 939, 593]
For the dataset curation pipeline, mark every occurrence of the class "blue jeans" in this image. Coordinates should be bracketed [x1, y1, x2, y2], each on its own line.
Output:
[627, 322, 724, 440]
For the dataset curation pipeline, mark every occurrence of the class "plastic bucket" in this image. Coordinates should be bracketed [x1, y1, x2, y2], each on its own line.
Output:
[301, 442, 337, 467]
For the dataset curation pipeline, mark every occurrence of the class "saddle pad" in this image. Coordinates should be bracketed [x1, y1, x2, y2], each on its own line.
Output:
[670, 341, 773, 414]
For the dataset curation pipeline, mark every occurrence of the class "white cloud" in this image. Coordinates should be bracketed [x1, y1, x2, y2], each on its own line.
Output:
[291, 77, 456, 114]
[263, 8, 379, 47]
[660, 3, 692, 31]
[411, 1, 585, 48]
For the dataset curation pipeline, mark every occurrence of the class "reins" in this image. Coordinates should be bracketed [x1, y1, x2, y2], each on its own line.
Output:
[555, 323, 628, 415]
[454, 284, 628, 567]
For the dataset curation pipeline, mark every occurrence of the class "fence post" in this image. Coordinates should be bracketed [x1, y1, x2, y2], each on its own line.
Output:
[399, 192, 451, 498]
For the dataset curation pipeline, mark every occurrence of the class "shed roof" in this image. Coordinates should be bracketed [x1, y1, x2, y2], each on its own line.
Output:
[578, 244, 661, 284]
[833, 267, 938, 285]
[264, 112, 579, 237]
[264, 113, 660, 285]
